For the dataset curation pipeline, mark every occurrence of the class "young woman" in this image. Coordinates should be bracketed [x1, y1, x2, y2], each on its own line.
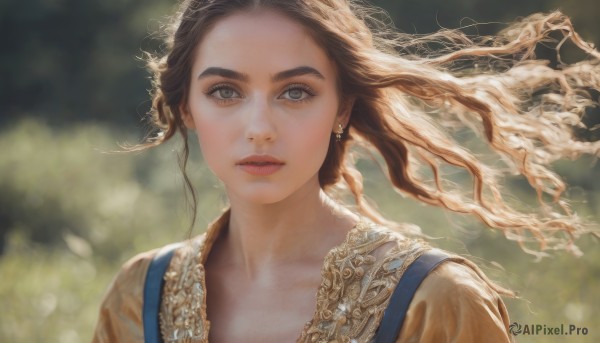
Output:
[92, 0, 599, 342]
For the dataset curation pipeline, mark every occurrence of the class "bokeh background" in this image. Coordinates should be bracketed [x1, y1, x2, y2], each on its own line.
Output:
[1, 0, 599, 342]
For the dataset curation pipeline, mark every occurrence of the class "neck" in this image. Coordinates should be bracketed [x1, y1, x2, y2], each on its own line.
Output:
[223, 180, 357, 280]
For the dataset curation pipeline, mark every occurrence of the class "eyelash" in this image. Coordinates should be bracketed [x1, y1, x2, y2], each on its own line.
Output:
[281, 83, 315, 102]
[204, 84, 240, 105]
[204, 83, 316, 104]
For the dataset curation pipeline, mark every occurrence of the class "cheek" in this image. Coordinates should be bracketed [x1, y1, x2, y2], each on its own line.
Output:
[196, 120, 221, 145]
[292, 110, 337, 163]
[193, 116, 232, 172]
[302, 124, 333, 153]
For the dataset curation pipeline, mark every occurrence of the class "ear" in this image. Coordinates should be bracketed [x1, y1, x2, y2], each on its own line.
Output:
[337, 96, 355, 128]
[179, 102, 196, 130]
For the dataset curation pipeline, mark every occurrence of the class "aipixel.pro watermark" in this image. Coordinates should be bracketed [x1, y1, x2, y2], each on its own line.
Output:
[509, 322, 589, 336]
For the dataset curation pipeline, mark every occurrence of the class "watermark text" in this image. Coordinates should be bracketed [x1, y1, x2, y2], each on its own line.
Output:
[509, 322, 589, 336]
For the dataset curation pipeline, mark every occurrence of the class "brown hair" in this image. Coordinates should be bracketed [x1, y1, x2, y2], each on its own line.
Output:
[136, 0, 600, 256]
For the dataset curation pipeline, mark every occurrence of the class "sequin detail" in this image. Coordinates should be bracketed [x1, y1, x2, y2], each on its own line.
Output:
[158, 221, 427, 342]
[298, 222, 427, 342]
[159, 241, 209, 342]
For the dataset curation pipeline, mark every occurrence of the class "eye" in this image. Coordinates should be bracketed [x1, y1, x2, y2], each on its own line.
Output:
[288, 89, 304, 100]
[206, 84, 241, 102]
[279, 84, 315, 102]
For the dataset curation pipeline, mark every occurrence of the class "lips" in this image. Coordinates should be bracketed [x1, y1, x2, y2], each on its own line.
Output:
[236, 155, 285, 166]
[236, 155, 285, 176]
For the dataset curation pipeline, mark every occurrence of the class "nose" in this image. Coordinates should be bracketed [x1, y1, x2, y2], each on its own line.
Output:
[245, 97, 277, 143]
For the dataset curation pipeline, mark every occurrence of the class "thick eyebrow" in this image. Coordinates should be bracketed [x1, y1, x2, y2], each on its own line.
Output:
[197, 67, 249, 81]
[272, 66, 325, 82]
[197, 66, 325, 82]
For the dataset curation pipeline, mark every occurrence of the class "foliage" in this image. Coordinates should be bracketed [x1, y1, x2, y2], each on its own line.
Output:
[0, 0, 174, 127]
[0, 119, 224, 256]
[0, 120, 226, 341]
[371, 0, 600, 44]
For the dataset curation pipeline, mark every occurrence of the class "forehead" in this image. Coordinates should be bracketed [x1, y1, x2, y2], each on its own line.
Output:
[193, 9, 336, 79]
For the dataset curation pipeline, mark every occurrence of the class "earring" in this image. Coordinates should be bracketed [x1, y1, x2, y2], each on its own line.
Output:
[335, 123, 344, 142]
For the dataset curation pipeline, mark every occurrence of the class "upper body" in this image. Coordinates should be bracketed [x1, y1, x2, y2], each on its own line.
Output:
[92, 210, 513, 343]
[92, 0, 598, 341]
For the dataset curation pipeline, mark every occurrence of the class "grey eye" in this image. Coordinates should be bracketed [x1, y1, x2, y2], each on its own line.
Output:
[218, 88, 235, 98]
[288, 89, 304, 100]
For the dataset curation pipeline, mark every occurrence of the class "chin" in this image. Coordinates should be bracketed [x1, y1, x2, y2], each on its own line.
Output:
[243, 193, 291, 206]
[229, 184, 294, 205]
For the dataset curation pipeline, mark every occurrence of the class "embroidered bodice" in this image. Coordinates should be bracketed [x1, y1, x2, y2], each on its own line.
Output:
[159, 218, 428, 342]
[91, 211, 513, 343]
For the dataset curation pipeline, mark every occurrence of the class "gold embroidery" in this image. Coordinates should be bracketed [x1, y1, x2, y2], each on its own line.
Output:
[159, 240, 210, 342]
[158, 220, 427, 343]
[298, 222, 427, 343]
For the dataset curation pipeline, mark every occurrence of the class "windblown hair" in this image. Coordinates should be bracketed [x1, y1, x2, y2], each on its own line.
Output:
[138, 0, 600, 256]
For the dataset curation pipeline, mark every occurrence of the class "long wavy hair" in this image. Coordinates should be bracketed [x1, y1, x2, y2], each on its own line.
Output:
[136, 0, 600, 257]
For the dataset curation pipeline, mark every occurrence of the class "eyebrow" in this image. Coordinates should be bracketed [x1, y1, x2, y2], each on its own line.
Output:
[197, 66, 325, 82]
[197, 67, 249, 81]
[273, 66, 325, 82]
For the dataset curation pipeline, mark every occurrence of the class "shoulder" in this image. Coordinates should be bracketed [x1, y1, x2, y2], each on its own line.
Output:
[397, 256, 513, 343]
[91, 237, 205, 343]
[101, 248, 162, 310]
[413, 258, 508, 314]
[91, 248, 159, 343]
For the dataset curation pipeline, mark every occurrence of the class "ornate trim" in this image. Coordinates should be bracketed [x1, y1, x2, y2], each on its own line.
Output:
[160, 239, 210, 342]
[298, 222, 427, 342]
[158, 220, 427, 342]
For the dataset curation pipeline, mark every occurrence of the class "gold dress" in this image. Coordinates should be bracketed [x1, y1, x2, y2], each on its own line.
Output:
[92, 211, 513, 343]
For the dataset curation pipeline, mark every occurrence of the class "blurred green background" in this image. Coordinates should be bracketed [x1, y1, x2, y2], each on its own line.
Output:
[1, 0, 598, 342]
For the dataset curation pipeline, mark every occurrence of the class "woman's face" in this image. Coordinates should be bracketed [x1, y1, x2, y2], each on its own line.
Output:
[183, 9, 347, 205]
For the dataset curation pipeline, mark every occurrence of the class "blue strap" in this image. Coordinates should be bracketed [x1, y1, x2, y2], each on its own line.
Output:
[143, 244, 180, 343]
[374, 248, 450, 343]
